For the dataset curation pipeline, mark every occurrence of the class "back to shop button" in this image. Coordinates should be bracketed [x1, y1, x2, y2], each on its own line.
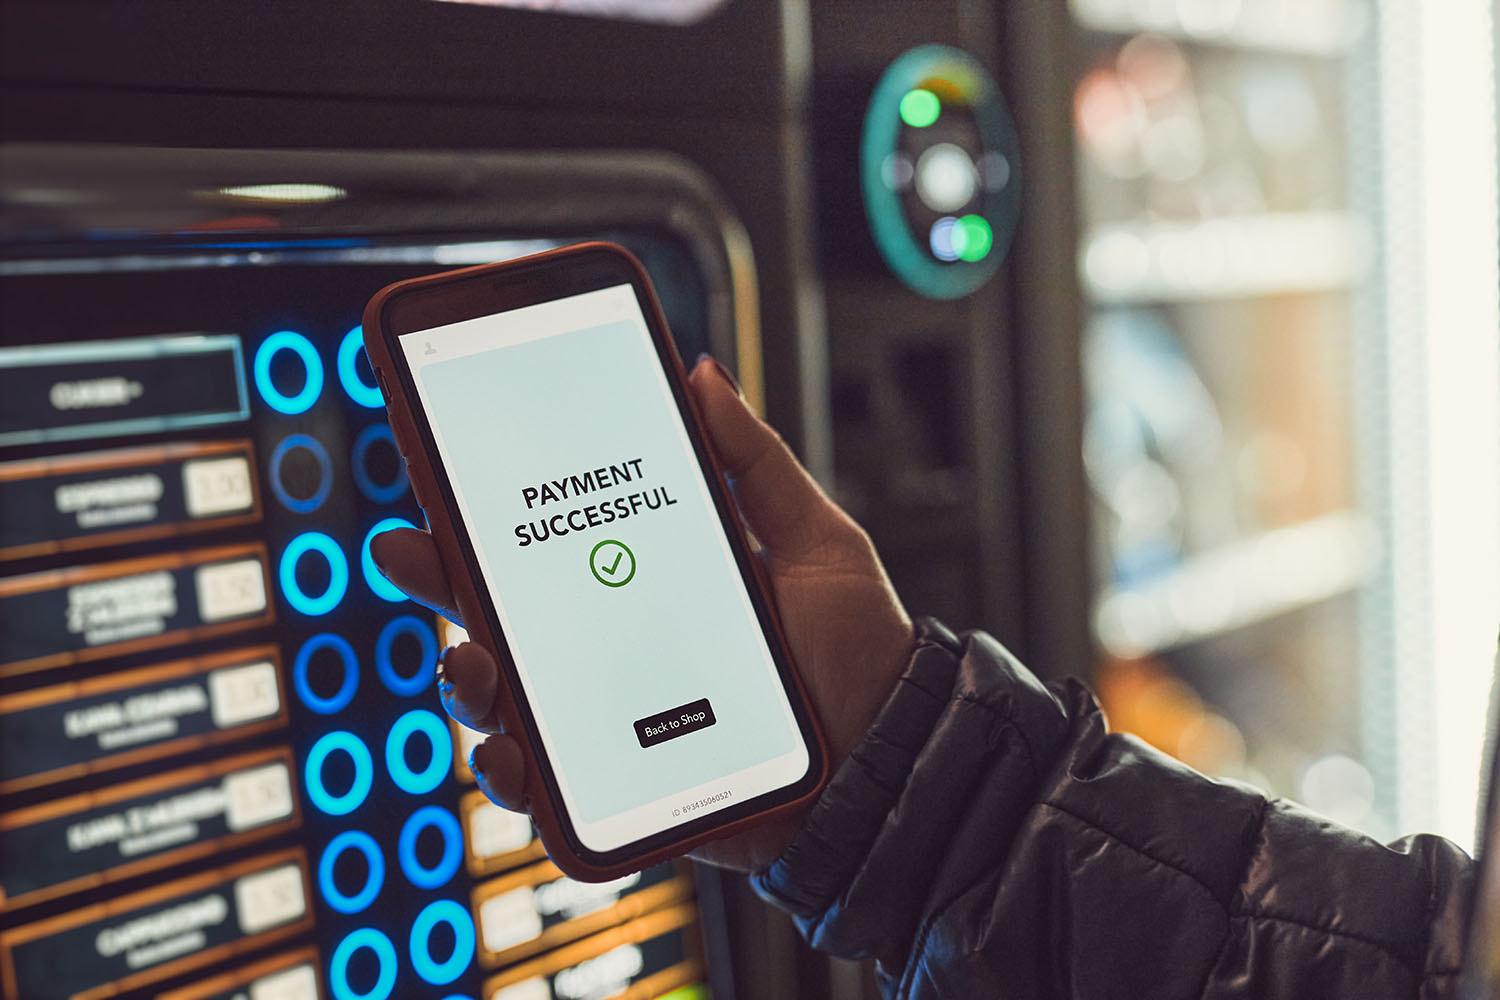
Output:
[633, 698, 716, 748]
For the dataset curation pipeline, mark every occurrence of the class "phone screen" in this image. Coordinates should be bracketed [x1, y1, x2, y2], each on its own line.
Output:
[398, 283, 811, 854]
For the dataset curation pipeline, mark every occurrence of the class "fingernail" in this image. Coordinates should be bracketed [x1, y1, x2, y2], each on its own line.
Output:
[697, 353, 743, 398]
[468, 745, 485, 783]
[369, 535, 389, 575]
[435, 648, 453, 695]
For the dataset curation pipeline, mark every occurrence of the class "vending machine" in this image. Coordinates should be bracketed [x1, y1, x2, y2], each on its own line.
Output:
[0, 3, 837, 997]
[1065, 0, 1500, 850]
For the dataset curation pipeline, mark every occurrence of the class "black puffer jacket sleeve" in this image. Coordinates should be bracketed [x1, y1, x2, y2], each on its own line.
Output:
[751, 618, 1475, 999]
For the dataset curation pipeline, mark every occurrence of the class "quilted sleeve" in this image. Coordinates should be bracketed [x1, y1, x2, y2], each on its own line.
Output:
[751, 618, 1476, 1000]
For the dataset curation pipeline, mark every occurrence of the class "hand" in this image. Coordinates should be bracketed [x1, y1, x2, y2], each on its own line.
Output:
[371, 356, 914, 872]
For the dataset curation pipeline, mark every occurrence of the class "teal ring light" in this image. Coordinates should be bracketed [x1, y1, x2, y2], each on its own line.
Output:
[861, 45, 1023, 299]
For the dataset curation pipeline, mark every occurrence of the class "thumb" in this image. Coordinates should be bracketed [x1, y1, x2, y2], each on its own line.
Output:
[688, 356, 850, 561]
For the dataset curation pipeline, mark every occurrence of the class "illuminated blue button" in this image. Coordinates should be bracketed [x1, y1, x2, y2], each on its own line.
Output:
[330, 927, 397, 1000]
[351, 423, 409, 504]
[409, 899, 475, 987]
[318, 830, 385, 914]
[385, 709, 451, 796]
[280, 531, 349, 617]
[338, 326, 385, 409]
[305, 731, 374, 816]
[293, 633, 359, 714]
[398, 804, 463, 890]
[375, 615, 437, 698]
[363, 517, 415, 603]
[269, 433, 334, 514]
[254, 330, 324, 415]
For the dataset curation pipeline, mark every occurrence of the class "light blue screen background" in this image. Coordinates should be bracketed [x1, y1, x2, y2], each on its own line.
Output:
[419, 318, 802, 824]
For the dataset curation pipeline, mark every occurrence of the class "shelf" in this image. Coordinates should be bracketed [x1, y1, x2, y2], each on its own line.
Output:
[1070, 0, 1357, 57]
[1080, 211, 1365, 304]
[1094, 509, 1376, 656]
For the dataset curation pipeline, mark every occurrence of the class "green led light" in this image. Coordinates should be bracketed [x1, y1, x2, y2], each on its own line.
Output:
[657, 987, 711, 1000]
[956, 214, 993, 261]
[899, 88, 942, 128]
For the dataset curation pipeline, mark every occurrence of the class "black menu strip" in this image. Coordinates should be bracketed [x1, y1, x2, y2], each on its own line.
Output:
[0, 848, 312, 1000]
[0, 747, 300, 912]
[0, 543, 274, 676]
[0, 645, 286, 795]
[0, 440, 260, 561]
[155, 947, 322, 1000]
[0, 335, 247, 448]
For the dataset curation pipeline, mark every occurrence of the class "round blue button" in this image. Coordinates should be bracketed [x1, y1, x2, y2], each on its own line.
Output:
[318, 830, 385, 914]
[351, 423, 408, 504]
[385, 709, 451, 796]
[330, 927, 397, 1000]
[338, 326, 385, 409]
[293, 633, 358, 715]
[363, 517, 415, 603]
[279, 531, 349, 617]
[375, 615, 437, 698]
[305, 731, 374, 816]
[254, 330, 324, 415]
[398, 804, 463, 890]
[268, 433, 334, 514]
[409, 899, 475, 986]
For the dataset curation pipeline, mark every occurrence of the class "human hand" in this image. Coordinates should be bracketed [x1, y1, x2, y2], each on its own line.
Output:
[370, 356, 913, 872]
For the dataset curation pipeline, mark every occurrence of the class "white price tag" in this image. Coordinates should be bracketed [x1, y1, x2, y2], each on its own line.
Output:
[234, 864, 306, 935]
[468, 800, 534, 859]
[223, 763, 294, 831]
[250, 963, 319, 1000]
[479, 887, 542, 953]
[491, 980, 551, 1000]
[195, 559, 266, 622]
[183, 456, 254, 517]
[208, 661, 280, 728]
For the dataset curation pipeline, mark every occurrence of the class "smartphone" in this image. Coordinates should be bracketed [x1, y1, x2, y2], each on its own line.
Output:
[362, 242, 827, 880]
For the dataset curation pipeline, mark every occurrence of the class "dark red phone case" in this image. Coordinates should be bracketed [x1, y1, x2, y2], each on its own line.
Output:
[361, 242, 828, 881]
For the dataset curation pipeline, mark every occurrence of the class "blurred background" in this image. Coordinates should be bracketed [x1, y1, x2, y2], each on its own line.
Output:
[1, 1, 1496, 998]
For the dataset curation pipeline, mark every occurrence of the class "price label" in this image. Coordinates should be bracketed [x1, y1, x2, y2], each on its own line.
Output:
[249, 962, 319, 1000]
[233, 864, 305, 935]
[224, 762, 294, 832]
[208, 661, 280, 729]
[491, 980, 550, 1000]
[183, 456, 254, 518]
[195, 559, 267, 623]
[480, 887, 542, 953]
[468, 799, 534, 859]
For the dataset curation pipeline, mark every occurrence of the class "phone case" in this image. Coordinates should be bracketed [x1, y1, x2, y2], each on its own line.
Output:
[361, 242, 828, 881]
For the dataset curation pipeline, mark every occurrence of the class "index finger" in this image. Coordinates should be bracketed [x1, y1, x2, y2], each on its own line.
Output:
[369, 526, 463, 625]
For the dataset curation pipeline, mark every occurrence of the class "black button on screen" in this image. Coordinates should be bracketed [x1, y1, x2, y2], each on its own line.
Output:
[633, 698, 716, 749]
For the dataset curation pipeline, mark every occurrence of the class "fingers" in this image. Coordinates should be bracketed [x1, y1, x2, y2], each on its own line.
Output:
[437, 642, 501, 734]
[470, 733, 528, 813]
[439, 643, 525, 813]
[369, 526, 463, 624]
[688, 357, 849, 561]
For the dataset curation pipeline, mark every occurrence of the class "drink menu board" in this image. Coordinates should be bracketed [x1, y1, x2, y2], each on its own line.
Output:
[1, 255, 714, 1000]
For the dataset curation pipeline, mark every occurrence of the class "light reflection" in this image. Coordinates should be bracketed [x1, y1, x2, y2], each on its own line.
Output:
[216, 183, 347, 203]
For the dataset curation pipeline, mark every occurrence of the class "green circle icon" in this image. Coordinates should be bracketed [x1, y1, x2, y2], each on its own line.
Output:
[589, 539, 636, 588]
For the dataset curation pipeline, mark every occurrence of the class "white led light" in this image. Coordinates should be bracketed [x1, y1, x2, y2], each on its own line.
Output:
[216, 183, 347, 203]
[881, 152, 916, 190]
[914, 143, 979, 213]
